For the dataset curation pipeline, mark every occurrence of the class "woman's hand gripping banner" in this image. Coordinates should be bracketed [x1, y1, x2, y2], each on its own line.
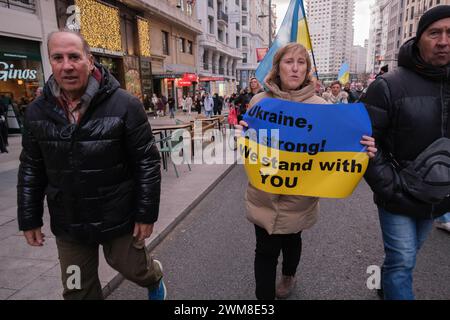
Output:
[238, 98, 372, 198]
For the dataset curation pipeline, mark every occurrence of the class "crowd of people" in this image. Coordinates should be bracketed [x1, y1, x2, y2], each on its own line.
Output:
[7, 4, 450, 302]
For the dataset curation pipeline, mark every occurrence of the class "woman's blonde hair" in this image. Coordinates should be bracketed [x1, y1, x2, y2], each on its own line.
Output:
[265, 42, 312, 90]
[248, 77, 262, 92]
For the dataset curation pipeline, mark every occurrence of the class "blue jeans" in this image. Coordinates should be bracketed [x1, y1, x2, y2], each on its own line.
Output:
[378, 207, 433, 300]
[205, 110, 213, 117]
[435, 212, 450, 223]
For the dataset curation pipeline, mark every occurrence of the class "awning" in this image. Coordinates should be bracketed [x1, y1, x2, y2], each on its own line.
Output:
[152, 73, 183, 79]
[199, 76, 225, 82]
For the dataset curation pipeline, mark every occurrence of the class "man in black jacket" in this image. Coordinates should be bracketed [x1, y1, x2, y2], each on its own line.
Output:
[17, 31, 165, 300]
[363, 6, 450, 300]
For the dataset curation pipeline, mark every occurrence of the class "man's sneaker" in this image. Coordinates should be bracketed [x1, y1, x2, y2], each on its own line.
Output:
[148, 259, 166, 300]
[435, 221, 450, 233]
[148, 278, 166, 300]
[275, 275, 296, 299]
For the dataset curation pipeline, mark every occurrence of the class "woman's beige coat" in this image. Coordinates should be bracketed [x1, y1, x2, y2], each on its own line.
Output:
[245, 79, 328, 235]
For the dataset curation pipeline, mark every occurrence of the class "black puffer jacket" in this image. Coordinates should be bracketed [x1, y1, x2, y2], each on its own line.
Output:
[17, 64, 161, 244]
[363, 38, 450, 219]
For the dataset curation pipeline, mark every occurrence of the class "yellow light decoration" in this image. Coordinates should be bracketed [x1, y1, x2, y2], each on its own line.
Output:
[75, 0, 122, 52]
[137, 18, 151, 57]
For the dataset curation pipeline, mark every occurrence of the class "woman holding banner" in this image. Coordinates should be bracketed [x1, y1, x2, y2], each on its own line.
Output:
[237, 43, 377, 300]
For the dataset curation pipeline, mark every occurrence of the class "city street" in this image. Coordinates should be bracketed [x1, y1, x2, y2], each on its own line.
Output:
[108, 165, 450, 300]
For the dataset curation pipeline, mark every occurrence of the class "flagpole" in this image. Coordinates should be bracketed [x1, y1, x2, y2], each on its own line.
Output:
[300, 0, 319, 81]
[269, 0, 272, 47]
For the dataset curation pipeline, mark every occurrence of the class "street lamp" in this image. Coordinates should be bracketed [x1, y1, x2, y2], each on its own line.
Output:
[258, 0, 272, 47]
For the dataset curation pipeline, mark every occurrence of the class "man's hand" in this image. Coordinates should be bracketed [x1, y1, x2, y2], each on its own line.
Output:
[234, 120, 248, 138]
[23, 228, 45, 246]
[360, 135, 377, 159]
[133, 223, 154, 242]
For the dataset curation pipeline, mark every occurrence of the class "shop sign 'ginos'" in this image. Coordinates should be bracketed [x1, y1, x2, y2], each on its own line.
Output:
[0, 62, 37, 81]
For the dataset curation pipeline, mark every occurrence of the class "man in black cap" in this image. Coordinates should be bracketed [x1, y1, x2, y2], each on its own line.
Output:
[362, 5, 450, 300]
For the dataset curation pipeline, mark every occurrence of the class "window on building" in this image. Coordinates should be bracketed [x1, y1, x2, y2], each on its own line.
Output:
[179, 38, 185, 53]
[242, 0, 248, 11]
[226, 33, 229, 44]
[242, 36, 248, 47]
[208, 0, 214, 8]
[187, 40, 193, 54]
[203, 49, 209, 70]
[236, 36, 240, 48]
[162, 31, 169, 55]
[242, 15, 247, 26]
[236, 22, 240, 31]
[187, 3, 193, 16]
[0, 0, 36, 13]
[243, 52, 247, 63]
[218, 28, 224, 42]
[410, 6, 414, 20]
[208, 16, 214, 34]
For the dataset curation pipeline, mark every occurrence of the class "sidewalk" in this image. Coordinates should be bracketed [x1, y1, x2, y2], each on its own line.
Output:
[0, 112, 236, 300]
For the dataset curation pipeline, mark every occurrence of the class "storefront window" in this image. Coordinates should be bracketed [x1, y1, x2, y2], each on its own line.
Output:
[0, 58, 44, 106]
[95, 55, 124, 88]
[123, 56, 142, 101]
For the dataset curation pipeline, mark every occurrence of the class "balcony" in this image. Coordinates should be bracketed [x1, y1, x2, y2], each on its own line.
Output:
[0, 0, 36, 13]
[217, 10, 228, 25]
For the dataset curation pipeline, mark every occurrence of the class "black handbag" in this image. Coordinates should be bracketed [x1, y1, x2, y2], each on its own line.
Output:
[400, 137, 450, 204]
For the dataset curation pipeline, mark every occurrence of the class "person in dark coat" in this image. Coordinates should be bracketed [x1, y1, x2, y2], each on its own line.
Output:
[213, 93, 223, 115]
[17, 30, 166, 300]
[362, 6, 450, 300]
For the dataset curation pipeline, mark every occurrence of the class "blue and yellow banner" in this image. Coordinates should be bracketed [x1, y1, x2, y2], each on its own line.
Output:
[239, 98, 372, 198]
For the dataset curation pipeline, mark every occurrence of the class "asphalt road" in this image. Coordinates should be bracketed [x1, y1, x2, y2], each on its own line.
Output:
[108, 165, 450, 300]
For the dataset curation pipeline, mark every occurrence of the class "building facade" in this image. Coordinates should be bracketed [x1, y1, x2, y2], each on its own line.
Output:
[54, 0, 202, 106]
[366, 0, 388, 74]
[383, 0, 404, 73]
[306, 0, 355, 82]
[402, 0, 450, 41]
[196, 0, 242, 97]
[350, 45, 367, 75]
[367, 0, 449, 74]
[0, 0, 58, 105]
[236, 0, 274, 90]
[139, 0, 202, 105]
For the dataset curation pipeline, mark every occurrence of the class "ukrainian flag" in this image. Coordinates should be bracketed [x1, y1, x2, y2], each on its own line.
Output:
[239, 98, 372, 198]
[338, 63, 350, 85]
[255, 0, 315, 84]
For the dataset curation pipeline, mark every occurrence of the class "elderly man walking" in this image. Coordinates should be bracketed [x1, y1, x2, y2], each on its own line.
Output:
[363, 6, 450, 300]
[17, 30, 165, 300]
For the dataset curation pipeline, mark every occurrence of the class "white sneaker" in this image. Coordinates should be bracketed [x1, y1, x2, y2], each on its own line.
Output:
[435, 221, 450, 232]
